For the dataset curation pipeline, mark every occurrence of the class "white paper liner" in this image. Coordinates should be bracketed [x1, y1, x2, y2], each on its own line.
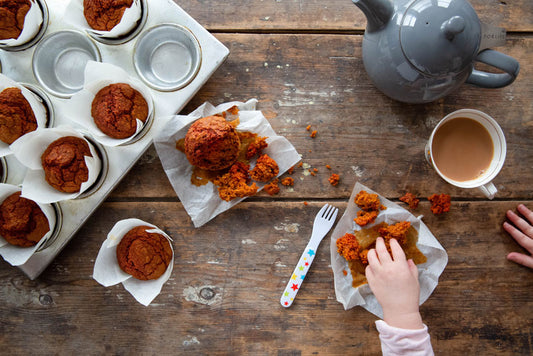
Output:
[9, 126, 102, 203]
[65, 61, 154, 147]
[93, 218, 174, 306]
[65, 0, 142, 38]
[0, 0, 43, 46]
[330, 182, 448, 317]
[153, 99, 301, 228]
[0, 183, 56, 266]
[0, 73, 48, 157]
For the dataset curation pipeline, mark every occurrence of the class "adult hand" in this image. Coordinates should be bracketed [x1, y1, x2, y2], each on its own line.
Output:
[503, 204, 533, 269]
[365, 237, 423, 330]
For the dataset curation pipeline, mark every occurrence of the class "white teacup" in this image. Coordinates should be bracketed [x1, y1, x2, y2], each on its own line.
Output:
[425, 109, 506, 200]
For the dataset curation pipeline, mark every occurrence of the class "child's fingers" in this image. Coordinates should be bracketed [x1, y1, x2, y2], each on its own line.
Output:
[407, 259, 419, 279]
[506, 210, 533, 239]
[375, 237, 392, 264]
[507, 252, 533, 269]
[517, 204, 533, 226]
[390, 238, 406, 262]
[367, 248, 380, 267]
[503, 222, 533, 253]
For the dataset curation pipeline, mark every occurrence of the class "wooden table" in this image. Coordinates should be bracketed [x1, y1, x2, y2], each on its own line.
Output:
[1, 0, 532, 354]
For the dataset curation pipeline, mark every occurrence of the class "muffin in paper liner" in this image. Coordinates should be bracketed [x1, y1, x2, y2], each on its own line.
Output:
[65, 61, 154, 147]
[9, 126, 102, 203]
[0, 183, 56, 266]
[330, 182, 448, 317]
[0, 0, 43, 47]
[64, 0, 142, 39]
[0, 73, 48, 157]
[153, 99, 301, 228]
[93, 218, 174, 306]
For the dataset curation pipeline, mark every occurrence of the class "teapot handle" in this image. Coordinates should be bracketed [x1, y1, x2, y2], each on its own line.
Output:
[466, 49, 520, 88]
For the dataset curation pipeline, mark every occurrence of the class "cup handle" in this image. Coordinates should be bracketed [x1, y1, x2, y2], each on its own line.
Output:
[478, 182, 497, 200]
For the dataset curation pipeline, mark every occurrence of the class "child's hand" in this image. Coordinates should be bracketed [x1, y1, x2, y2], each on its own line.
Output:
[504, 204, 533, 269]
[365, 237, 423, 329]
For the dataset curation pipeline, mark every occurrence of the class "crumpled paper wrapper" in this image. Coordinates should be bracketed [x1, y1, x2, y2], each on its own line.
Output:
[153, 99, 301, 227]
[0, 183, 56, 266]
[10, 127, 102, 203]
[0, 74, 48, 157]
[330, 182, 448, 317]
[0, 0, 43, 46]
[65, 61, 154, 147]
[64, 0, 142, 38]
[93, 218, 174, 306]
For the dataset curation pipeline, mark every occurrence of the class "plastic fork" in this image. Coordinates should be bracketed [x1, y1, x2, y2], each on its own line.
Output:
[280, 203, 339, 308]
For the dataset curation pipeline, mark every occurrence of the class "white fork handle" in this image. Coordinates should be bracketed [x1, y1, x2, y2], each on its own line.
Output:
[280, 239, 318, 308]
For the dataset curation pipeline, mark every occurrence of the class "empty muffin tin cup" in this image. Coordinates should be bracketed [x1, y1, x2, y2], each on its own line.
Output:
[22, 83, 55, 128]
[133, 23, 202, 91]
[0, 0, 49, 52]
[32, 30, 101, 98]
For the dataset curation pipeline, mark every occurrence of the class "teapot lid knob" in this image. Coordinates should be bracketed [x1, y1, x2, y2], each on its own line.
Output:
[442, 16, 466, 40]
[399, 0, 481, 76]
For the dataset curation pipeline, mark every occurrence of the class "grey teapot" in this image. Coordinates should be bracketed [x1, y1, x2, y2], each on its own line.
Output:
[353, 0, 520, 103]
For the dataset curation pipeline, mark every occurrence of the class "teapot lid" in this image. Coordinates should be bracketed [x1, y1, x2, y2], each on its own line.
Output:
[400, 0, 481, 76]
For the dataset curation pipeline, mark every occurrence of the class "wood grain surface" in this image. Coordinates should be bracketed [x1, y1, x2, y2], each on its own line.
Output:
[1, 0, 532, 355]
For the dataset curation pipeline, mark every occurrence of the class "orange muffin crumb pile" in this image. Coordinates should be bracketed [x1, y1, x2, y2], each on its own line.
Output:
[378, 221, 411, 245]
[336, 233, 361, 261]
[310, 130, 317, 138]
[328, 173, 340, 186]
[263, 178, 280, 196]
[428, 193, 451, 215]
[250, 154, 279, 182]
[399, 192, 419, 209]
[246, 136, 268, 160]
[353, 190, 386, 226]
[281, 177, 294, 186]
[213, 162, 258, 202]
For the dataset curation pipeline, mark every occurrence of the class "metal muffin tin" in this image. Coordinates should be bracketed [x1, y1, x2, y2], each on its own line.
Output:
[0, 0, 229, 279]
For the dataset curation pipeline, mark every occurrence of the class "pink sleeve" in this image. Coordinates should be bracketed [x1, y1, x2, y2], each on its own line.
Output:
[375, 320, 434, 356]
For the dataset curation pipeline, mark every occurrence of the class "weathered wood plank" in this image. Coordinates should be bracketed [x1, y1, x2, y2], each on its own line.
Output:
[173, 0, 533, 32]
[111, 34, 533, 200]
[1, 201, 531, 354]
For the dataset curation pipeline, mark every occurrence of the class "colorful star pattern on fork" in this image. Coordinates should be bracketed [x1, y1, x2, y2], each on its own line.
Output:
[280, 249, 317, 307]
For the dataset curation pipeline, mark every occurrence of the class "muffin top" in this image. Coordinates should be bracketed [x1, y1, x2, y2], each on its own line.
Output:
[184, 115, 241, 171]
[0, 192, 50, 247]
[0, 0, 31, 40]
[91, 83, 148, 139]
[116, 225, 172, 280]
[83, 0, 133, 31]
[41, 136, 93, 193]
[0, 87, 38, 144]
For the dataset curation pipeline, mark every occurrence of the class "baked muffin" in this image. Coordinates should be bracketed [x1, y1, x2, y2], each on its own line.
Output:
[184, 115, 241, 171]
[83, 0, 133, 31]
[0, 87, 38, 144]
[0, 192, 50, 247]
[91, 83, 148, 139]
[116, 225, 172, 280]
[0, 0, 31, 40]
[41, 136, 93, 193]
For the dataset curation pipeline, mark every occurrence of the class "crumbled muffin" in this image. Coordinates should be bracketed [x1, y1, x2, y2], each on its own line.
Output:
[184, 115, 241, 171]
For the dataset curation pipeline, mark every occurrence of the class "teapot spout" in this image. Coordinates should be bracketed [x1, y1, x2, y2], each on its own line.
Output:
[353, 0, 393, 33]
